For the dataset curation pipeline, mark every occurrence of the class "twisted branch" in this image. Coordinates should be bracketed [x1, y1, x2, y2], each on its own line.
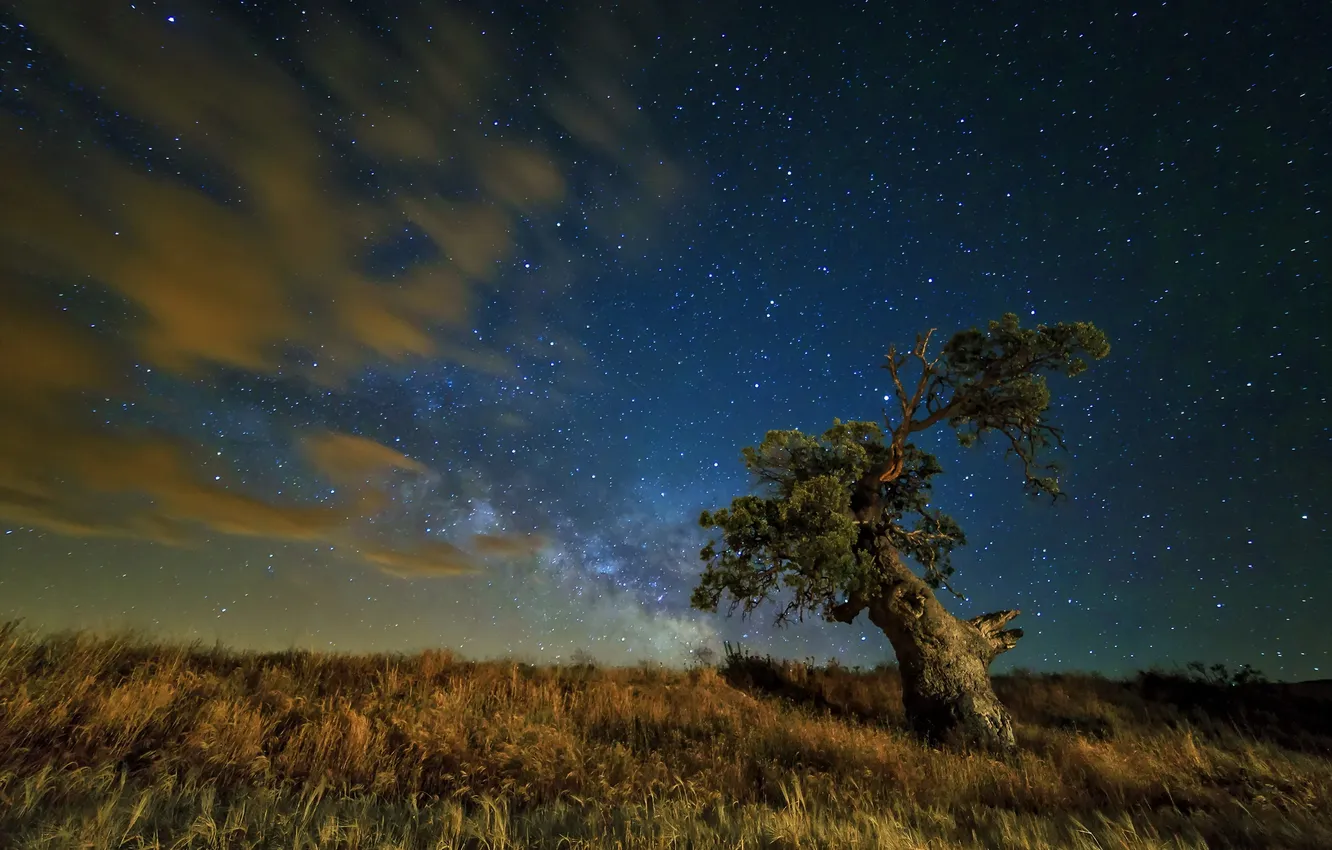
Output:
[879, 328, 946, 483]
[969, 609, 1024, 656]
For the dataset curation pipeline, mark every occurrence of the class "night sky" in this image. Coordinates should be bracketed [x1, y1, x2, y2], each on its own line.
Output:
[0, 0, 1327, 679]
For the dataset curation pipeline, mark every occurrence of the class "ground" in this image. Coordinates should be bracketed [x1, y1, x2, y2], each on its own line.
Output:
[1, 623, 1329, 849]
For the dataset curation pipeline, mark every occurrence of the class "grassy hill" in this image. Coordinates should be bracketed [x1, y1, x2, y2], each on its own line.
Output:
[0, 622, 1329, 849]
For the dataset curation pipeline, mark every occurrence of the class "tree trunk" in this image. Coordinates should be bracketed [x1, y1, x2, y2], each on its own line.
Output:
[833, 550, 1023, 751]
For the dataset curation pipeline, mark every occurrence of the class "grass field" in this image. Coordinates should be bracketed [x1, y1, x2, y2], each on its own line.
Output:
[0, 621, 1329, 849]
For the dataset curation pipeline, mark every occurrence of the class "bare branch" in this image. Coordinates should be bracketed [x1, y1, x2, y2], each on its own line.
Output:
[969, 609, 1021, 635]
[893, 526, 951, 553]
[884, 344, 912, 423]
[938, 575, 966, 600]
[903, 329, 938, 425]
[880, 328, 946, 483]
[996, 422, 1066, 499]
[969, 609, 1023, 656]
[878, 327, 1039, 484]
[828, 589, 868, 623]
[990, 629, 1023, 654]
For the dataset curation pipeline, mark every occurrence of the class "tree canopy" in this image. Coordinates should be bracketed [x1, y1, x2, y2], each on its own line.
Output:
[692, 313, 1110, 625]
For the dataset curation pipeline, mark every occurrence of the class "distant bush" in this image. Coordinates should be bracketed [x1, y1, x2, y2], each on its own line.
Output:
[1184, 660, 1268, 687]
[689, 644, 718, 668]
[568, 647, 598, 669]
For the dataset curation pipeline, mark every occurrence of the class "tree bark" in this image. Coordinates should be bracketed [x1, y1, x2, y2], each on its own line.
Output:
[832, 548, 1023, 751]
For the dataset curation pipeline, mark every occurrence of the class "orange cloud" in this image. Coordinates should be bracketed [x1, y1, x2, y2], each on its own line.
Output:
[0, 1, 678, 581]
[471, 533, 548, 558]
[0, 486, 110, 539]
[3, 0, 566, 380]
[0, 418, 419, 560]
[362, 541, 479, 579]
[0, 304, 117, 398]
[299, 432, 430, 487]
[1, 430, 345, 540]
[0, 4, 553, 569]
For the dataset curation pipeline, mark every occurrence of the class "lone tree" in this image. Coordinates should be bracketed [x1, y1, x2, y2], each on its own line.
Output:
[692, 313, 1109, 751]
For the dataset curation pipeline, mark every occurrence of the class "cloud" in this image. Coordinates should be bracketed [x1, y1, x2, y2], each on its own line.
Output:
[0, 417, 421, 560]
[0, 2, 554, 562]
[545, 8, 689, 246]
[354, 532, 554, 581]
[362, 541, 480, 579]
[0, 305, 118, 398]
[0, 1, 681, 588]
[0, 427, 346, 538]
[0, 486, 125, 540]
[300, 432, 430, 487]
[3, 0, 564, 380]
[0, 414, 538, 580]
[471, 533, 549, 558]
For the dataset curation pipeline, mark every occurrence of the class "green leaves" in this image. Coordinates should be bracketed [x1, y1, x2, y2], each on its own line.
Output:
[740, 419, 884, 498]
[938, 312, 1110, 386]
[694, 473, 861, 621]
[695, 421, 950, 622]
[935, 314, 1110, 499]
[694, 314, 1108, 624]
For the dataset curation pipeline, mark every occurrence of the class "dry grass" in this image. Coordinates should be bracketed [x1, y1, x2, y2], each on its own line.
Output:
[0, 622, 1329, 849]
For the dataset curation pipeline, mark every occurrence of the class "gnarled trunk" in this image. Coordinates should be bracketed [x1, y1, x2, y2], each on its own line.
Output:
[833, 550, 1023, 751]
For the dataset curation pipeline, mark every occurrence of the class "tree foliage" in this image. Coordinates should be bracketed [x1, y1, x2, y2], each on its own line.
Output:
[930, 312, 1109, 497]
[693, 313, 1109, 624]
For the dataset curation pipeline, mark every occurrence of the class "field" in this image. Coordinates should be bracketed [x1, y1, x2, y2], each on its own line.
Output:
[0, 622, 1329, 849]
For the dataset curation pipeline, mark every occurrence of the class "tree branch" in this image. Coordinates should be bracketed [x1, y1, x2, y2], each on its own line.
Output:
[938, 575, 966, 600]
[879, 329, 945, 483]
[970, 609, 1020, 634]
[828, 589, 868, 623]
[990, 628, 1023, 654]
[997, 421, 1065, 499]
[969, 609, 1023, 656]
[877, 328, 1012, 483]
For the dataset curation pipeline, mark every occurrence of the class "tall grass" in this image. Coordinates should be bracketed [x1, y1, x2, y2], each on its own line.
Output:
[0, 621, 1328, 848]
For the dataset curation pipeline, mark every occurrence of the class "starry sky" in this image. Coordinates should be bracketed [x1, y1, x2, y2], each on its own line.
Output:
[0, 0, 1327, 679]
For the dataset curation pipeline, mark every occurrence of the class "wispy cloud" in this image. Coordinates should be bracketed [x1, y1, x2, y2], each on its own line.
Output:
[0, 0, 675, 579]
